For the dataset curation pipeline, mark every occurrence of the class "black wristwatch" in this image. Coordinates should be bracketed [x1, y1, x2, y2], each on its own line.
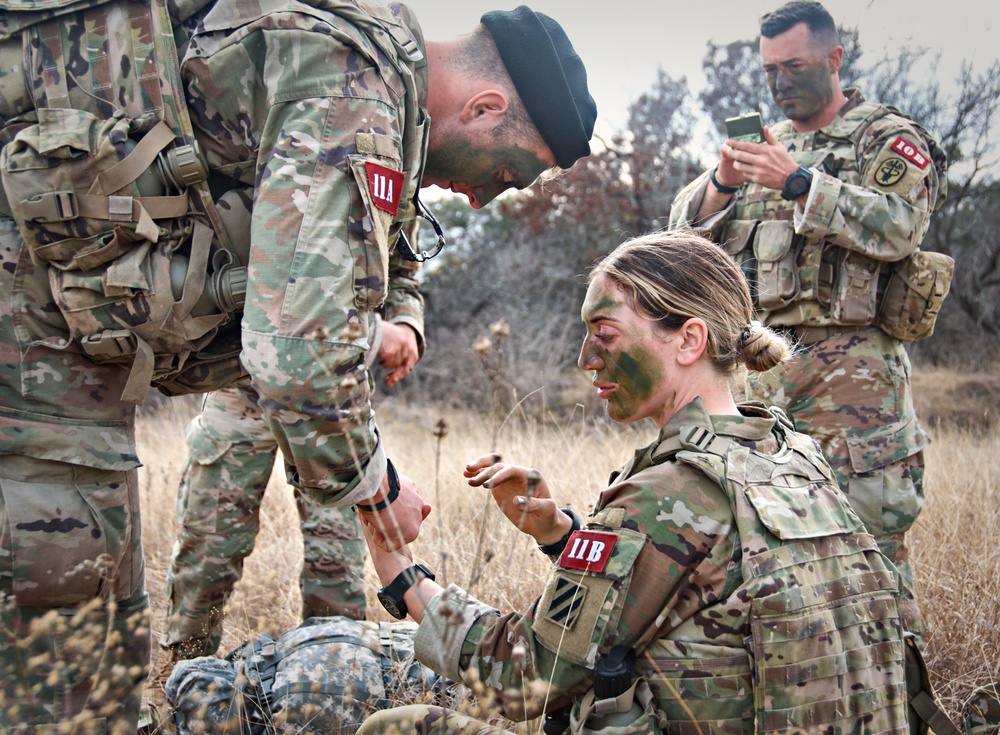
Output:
[780, 165, 813, 200]
[377, 563, 435, 619]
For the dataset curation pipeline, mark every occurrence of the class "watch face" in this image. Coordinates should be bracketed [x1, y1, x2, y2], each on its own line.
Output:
[378, 590, 405, 619]
[782, 168, 811, 200]
[790, 173, 809, 195]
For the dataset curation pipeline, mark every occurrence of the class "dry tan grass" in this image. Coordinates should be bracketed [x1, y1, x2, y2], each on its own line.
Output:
[912, 422, 1000, 715]
[137, 367, 1000, 726]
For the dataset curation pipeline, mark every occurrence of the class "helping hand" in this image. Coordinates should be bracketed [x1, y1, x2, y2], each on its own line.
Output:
[358, 472, 431, 552]
[464, 454, 565, 544]
[359, 511, 415, 586]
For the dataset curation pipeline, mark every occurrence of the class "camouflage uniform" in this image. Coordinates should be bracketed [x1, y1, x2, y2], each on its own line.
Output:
[165, 615, 447, 735]
[0, 1, 429, 732]
[668, 89, 947, 641]
[360, 399, 908, 735]
[164, 310, 424, 659]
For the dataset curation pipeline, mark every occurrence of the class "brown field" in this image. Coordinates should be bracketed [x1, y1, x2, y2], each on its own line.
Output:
[138, 367, 1000, 728]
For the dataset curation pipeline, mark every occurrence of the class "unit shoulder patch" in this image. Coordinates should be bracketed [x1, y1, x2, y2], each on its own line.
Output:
[863, 134, 931, 197]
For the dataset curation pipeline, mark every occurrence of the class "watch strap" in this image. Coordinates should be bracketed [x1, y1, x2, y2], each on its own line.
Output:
[356, 458, 400, 513]
[378, 563, 435, 618]
[709, 167, 740, 195]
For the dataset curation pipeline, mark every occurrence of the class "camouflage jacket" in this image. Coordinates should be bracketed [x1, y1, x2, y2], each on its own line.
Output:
[0, 0, 426, 501]
[413, 399, 906, 733]
[181, 0, 429, 505]
[668, 89, 946, 329]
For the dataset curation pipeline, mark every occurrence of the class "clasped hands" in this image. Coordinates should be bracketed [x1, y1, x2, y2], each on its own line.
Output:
[359, 453, 573, 580]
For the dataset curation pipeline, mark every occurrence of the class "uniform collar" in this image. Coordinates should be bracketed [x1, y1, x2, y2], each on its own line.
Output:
[657, 397, 776, 446]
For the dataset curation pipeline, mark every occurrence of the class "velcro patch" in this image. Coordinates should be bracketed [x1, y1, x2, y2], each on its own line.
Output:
[544, 576, 587, 630]
[874, 157, 909, 187]
[889, 136, 930, 169]
[559, 530, 618, 573]
[365, 162, 405, 216]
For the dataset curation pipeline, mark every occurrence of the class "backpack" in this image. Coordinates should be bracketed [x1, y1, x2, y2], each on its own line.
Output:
[0, 0, 426, 403]
[165, 616, 447, 735]
[0, 0, 246, 403]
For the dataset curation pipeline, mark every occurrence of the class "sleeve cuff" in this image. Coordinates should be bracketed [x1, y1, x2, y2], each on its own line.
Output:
[365, 314, 384, 366]
[333, 431, 386, 507]
[795, 169, 842, 239]
[413, 584, 498, 682]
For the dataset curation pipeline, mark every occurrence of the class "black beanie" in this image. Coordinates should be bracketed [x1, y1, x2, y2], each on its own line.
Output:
[480, 6, 597, 169]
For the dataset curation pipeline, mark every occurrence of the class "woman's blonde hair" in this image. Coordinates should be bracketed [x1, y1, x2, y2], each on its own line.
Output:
[589, 230, 793, 374]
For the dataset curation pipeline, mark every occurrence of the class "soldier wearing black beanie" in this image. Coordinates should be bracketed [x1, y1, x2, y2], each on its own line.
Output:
[480, 5, 598, 169]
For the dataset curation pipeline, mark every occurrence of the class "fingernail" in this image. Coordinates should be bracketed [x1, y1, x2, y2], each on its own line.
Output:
[515, 496, 526, 508]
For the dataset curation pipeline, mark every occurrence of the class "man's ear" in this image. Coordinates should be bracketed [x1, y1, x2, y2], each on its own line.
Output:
[460, 90, 509, 125]
[827, 45, 844, 74]
[675, 318, 709, 366]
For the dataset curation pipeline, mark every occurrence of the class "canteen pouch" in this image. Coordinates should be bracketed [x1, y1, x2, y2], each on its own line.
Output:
[569, 677, 666, 735]
[829, 250, 880, 325]
[876, 250, 954, 341]
[752, 221, 799, 310]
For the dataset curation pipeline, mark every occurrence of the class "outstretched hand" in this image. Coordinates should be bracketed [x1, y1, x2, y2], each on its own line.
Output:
[464, 454, 567, 545]
[359, 513, 414, 585]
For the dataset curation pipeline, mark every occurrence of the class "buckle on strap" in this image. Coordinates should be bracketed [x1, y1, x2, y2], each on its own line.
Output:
[20, 191, 79, 223]
[79, 329, 136, 361]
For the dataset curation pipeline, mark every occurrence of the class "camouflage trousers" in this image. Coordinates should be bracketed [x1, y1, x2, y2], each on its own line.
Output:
[358, 705, 516, 735]
[164, 381, 366, 659]
[0, 455, 150, 735]
[746, 326, 927, 641]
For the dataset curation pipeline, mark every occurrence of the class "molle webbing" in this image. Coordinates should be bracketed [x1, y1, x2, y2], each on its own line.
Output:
[1, 0, 237, 403]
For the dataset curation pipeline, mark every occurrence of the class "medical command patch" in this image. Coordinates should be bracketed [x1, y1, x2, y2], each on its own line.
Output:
[864, 134, 930, 196]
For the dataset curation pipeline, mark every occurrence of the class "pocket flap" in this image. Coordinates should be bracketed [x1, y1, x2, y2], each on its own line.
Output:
[753, 220, 795, 262]
[846, 414, 929, 474]
[721, 219, 757, 257]
[36, 108, 102, 157]
[746, 478, 864, 540]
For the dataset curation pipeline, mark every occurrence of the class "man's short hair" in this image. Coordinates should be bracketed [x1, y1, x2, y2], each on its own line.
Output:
[760, 1, 838, 49]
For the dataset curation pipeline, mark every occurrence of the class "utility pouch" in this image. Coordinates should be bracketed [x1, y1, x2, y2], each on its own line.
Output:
[829, 250, 880, 325]
[0, 0, 245, 403]
[963, 681, 1000, 735]
[1, 110, 195, 266]
[876, 250, 954, 341]
[569, 677, 665, 735]
[752, 221, 799, 310]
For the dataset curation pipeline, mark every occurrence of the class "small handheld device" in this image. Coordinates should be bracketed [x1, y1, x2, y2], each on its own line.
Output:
[725, 112, 764, 143]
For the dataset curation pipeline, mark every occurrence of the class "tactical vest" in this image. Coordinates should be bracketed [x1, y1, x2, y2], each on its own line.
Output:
[0, 0, 425, 403]
[720, 103, 952, 341]
[622, 409, 910, 735]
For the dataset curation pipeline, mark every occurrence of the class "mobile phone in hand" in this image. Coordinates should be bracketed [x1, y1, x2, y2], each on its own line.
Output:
[725, 112, 764, 143]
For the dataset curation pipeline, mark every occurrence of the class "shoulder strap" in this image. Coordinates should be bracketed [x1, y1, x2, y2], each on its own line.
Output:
[906, 635, 963, 735]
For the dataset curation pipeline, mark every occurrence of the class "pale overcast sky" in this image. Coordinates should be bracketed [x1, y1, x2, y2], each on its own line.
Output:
[403, 0, 1000, 139]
